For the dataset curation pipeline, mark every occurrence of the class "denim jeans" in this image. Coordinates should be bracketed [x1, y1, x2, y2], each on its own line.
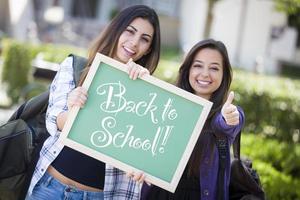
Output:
[26, 172, 104, 200]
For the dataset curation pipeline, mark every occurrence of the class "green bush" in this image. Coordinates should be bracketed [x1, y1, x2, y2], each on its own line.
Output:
[1, 42, 31, 104]
[1, 39, 87, 103]
[241, 134, 300, 178]
[241, 134, 300, 199]
[154, 60, 179, 84]
[280, 61, 300, 79]
[2, 38, 87, 63]
[30, 43, 86, 63]
[231, 70, 300, 143]
[253, 160, 300, 200]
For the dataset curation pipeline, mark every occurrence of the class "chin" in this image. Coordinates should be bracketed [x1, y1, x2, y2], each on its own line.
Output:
[117, 57, 128, 63]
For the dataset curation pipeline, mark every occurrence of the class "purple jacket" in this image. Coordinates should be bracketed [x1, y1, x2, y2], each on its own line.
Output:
[141, 107, 245, 200]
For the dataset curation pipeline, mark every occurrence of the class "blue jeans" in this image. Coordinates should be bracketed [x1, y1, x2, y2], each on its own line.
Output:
[26, 172, 104, 200]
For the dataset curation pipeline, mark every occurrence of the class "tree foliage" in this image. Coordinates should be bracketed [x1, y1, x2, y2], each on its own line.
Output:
[274, 0, 300, 44]
[274, 0, 300, 15]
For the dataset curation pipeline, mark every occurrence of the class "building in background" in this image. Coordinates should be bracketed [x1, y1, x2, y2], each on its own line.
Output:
[0, 0, 299, 75]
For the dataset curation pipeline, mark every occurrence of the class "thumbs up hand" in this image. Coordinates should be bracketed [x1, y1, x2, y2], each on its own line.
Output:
[221, 91, 239, 126]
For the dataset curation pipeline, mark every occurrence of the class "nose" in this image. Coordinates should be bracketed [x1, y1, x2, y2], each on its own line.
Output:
[200, 67, 209, 77]
[130, 35, 139, 47]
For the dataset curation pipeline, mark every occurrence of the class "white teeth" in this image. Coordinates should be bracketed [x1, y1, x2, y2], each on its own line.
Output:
[197, 80, 210, 85]
[124, 47, 135, 54]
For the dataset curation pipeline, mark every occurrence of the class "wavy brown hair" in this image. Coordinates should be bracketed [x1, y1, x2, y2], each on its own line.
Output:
[176, 39, 233, 176]
[79, 5, 161, 85]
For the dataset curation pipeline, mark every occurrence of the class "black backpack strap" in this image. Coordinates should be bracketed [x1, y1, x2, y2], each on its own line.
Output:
[68, 54, 88, 86]
[232, 131, 241, 160]
[20, 91, 50, 120]
[215, 131, 241, 200]
[8, 91, 49, 121]
[8, 103, 26, 121]
[215, 132, 228, 200]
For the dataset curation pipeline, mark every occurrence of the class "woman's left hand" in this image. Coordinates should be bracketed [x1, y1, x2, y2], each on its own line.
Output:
[221, 91, 240, 126]
[127, 58, 150, 80]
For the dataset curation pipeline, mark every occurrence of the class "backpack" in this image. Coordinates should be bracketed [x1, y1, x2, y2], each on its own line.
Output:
[215, 132, 266, 200]
[0, 54, 87, 200]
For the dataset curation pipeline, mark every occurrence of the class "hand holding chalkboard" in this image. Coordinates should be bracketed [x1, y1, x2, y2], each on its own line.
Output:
[127, 58, 150, 80]
[67, 87, 88, 109]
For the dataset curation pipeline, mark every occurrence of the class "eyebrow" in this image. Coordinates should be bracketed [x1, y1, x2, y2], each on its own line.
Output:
[128, 25, 152, 38]
[194, 60, 221, 66]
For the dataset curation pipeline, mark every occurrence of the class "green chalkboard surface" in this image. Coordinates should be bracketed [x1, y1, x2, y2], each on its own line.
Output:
[60, 53, 212, 192]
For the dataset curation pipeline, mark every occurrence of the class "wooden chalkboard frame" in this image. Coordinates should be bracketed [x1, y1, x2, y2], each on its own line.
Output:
[59, 53, 212, 192]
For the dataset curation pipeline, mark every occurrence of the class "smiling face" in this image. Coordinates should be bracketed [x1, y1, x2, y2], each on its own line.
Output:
[113, 17, 154, 63]
[188, 48, 224, 100]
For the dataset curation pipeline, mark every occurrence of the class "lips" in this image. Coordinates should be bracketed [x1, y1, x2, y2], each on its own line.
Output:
[197, 80, 211, 86]
[123, 46, 136, 57]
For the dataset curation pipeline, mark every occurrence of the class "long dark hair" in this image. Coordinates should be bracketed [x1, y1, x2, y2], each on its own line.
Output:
[79, 5, 161, 85]
[177, 39, 233, 176]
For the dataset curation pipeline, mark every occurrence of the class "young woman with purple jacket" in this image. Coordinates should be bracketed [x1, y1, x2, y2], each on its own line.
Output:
[141, 39, 245, 200]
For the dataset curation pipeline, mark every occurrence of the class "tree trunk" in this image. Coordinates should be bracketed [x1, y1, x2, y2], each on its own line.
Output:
[203, 0, 215, 39]
[234, 0, 248, 65]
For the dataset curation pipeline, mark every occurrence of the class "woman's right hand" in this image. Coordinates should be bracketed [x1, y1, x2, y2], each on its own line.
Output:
[221, 91, 239, 126]
[67, 87, 88, 109]
[56, 87, 87, 131]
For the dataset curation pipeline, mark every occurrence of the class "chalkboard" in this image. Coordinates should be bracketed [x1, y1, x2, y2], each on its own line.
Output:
[59, 53, 212, 192]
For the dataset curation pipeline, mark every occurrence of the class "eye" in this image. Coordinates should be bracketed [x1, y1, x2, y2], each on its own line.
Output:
[210, 66, 219, 71]
[141, 37, 150, 43]
[192, 64, 203, 68]
[125, 28, 135, 34]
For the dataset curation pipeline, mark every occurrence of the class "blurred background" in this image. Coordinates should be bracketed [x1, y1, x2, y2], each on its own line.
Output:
[0, 0, 299, 199]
